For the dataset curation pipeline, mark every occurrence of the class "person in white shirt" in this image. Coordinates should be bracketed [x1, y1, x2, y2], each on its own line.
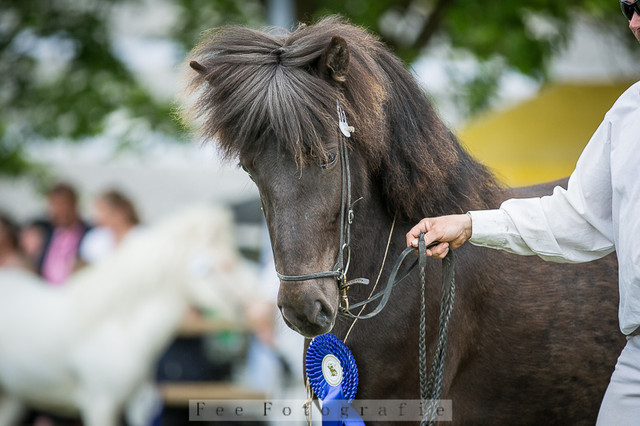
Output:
[406, 3, 640, 424]
[80, 189, 142, 264]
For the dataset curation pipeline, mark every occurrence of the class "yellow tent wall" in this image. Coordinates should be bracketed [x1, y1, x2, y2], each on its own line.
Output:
[457, 83, 633, 187]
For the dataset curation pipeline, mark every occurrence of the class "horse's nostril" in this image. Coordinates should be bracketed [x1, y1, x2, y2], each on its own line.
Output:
[313, 300, 333, 329]
[316, 310, 331, 329]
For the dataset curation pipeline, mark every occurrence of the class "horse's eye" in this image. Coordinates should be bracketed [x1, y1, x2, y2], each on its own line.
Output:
[319, 150, 338, 169]
[240, 163, 255, 182]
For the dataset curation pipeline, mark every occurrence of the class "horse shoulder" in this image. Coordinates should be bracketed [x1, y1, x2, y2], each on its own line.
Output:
[499, 177, 569, 203]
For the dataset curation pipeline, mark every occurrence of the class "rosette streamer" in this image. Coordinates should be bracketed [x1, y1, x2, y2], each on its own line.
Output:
[306, 334, 365, 425]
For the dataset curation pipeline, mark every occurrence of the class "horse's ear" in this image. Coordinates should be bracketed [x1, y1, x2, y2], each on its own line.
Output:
[320, 36, 349, 82]
[190, 60, 207, 74]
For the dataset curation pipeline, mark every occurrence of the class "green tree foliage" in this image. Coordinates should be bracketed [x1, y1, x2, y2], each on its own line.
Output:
[2, 1, 162, 175]
[0, 0, 263, 178]
[298, 0, 636, 114]
[299, 0, 633, 71]
[0, 0, 635, 177]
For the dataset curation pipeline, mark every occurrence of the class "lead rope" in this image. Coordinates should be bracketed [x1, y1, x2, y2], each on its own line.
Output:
[418, 234, 429, 418]
[419, 233, 456, 426]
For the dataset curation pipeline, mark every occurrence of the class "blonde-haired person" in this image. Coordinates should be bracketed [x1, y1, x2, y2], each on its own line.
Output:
[80, 189, 142, 264]
[407, 4, 640, 425]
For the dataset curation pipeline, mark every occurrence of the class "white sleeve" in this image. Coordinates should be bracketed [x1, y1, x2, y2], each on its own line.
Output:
[469, 117, 616, 263]
[79, 227, 116, 264]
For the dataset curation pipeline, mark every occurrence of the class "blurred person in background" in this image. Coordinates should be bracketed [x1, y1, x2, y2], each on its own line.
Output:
[0, 213, 28, 269]
[39, 182, 90, 285]
[80, 189, 142, 265]
[19, 220, 49, 272]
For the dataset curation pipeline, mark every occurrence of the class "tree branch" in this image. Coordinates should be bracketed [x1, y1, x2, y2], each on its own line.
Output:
[413, 0, 456, 49]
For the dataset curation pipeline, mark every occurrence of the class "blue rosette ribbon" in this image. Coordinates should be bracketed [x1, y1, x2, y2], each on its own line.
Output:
[305, 333, 365, 426]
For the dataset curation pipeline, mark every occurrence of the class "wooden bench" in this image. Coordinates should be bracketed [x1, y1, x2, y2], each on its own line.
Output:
[159, 382, 266, 407]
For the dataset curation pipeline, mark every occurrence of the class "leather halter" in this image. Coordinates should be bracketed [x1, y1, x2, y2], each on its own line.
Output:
[275, 101, 433, 319]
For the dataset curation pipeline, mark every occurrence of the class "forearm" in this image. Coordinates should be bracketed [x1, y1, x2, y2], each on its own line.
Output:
[469, 190, 615, 263]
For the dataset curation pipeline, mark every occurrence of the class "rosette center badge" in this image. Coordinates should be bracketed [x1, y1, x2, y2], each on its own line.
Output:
[322, 354, 343, 387]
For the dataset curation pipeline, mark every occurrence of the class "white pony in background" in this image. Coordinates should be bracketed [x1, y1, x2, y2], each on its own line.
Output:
[0, 205, 257, 426]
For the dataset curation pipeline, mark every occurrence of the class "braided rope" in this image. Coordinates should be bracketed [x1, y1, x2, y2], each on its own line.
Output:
[419, 234, 456, 426]
[418, 241, 429, 405]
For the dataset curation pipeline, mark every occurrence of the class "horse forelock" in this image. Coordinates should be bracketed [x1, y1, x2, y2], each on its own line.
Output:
[185, 16, 388, 165]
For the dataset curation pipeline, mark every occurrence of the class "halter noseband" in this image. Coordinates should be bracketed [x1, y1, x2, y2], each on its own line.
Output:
[276, 102, 370, 292]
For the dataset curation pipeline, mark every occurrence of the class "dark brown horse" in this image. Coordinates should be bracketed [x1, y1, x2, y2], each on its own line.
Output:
[185, 17, 624, 425]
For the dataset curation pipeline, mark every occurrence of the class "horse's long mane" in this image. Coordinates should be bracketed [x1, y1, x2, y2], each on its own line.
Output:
[186, 16, 501, 219]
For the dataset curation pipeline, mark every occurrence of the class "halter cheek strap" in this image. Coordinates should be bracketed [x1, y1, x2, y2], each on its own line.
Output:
[276, 101, 370, 290]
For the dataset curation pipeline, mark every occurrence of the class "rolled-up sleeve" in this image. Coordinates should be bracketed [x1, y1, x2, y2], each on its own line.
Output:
[469, 114, 616, 263]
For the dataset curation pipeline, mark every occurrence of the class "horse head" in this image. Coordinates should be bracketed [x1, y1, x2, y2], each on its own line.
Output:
[184, 17, 496, 337]
[185, 20, 360, 337]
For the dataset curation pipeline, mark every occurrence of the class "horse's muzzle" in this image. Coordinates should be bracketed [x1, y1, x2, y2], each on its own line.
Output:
[279, 298, 335, 338]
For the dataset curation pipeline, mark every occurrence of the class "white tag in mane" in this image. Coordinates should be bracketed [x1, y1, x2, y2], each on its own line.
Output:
[337, 101, 354, 138]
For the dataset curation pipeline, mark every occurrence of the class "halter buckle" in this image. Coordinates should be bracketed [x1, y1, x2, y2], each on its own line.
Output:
[340, 287, 350, 313]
